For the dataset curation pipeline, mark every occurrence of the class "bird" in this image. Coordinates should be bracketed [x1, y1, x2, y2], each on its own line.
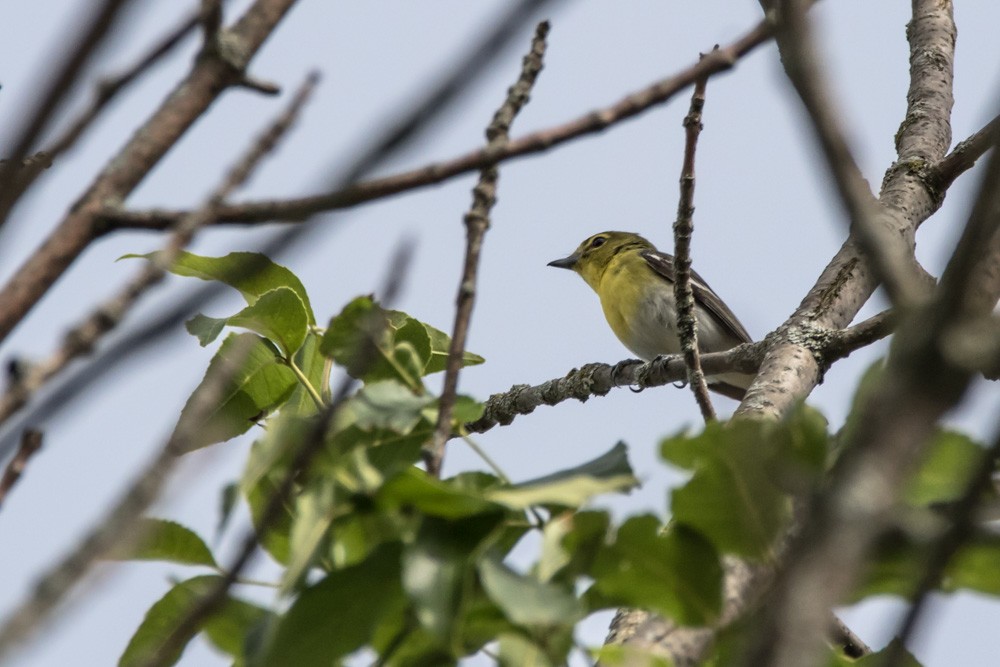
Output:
[547, 231, 753, 399]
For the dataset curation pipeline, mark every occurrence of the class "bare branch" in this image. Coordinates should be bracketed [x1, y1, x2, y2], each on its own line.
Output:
[0, 430, 42, 511]
[672, 72, 715, 421]
[427, 21, 549, 476]
[0, 73, 320, 432]
[42, 9, 202, 164]
[102, 18, 774, 232]
[0, 0, 136, 228]
[0, 72, 318, 658]
[0, 0, 301, 347]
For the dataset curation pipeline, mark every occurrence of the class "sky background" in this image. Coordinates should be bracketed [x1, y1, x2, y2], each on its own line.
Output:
[1, 1, 999, 665]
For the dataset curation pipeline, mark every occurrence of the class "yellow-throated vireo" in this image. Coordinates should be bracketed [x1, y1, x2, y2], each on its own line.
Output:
[548, 231, 753, 399]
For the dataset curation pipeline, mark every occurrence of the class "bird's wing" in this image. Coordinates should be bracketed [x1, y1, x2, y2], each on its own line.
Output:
[640, 248, 753, 344]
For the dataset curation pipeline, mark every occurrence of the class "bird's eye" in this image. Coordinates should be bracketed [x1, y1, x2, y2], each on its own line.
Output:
[590, 236, 606, 248]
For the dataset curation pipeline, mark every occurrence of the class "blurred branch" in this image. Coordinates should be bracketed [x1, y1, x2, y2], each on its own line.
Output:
[0, 73, 320, 431]
[763, 0, 929, 305]
[427, 21, 549, 476]
[746, 105, 1000, 667]
[0, 0, 553, 462]
[0, 0, 136, 229]
[102, 16, 774, 231]
[0, 334, 257, 661]
[671, 72, 715, 421]
[0, 0, 300, 347]
[0, 429, 42, 511]
[886, 423, 1000, 667]
[41, 9, 202, 165]
[0, 72, 318, 658]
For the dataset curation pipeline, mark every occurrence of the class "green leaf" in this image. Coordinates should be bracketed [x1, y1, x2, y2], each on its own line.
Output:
[538, 510, 610, 583]
[284, 332, 326, 416]
[858, 532, 1000, 600]
[662, 421, 793, 558]
[259, 543, 404, 666]
[185, 313, 227, 347]
[123, 250, 314, 323]
[176, 333, 296, 451]
[402, 515, 505, 641]
[345, 380, 434, 433]
[216, 482, 239, 542]
[478, 557, 583, 626]
[588, 516, 722, 625]
[379, 468, 502, 519]
[905, 431, 987, 507]
[281, 478, 337, 593]
[120, 575, 221, 667]
[946, 535, 1000, 595]
[498, 633, 558, 667]
[395, 313, 485, 374]
[321, 296, 389, 379]
[185, 287, 309, 357]
[486, 441, 637, 509]
[105, 518, 216, 568]
[227, 287, 309, 356]
[590, 644, 673, 667]
[202, 596, 275, 661]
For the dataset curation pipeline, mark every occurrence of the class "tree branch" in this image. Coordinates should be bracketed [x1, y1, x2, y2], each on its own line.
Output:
[101, 17, 774, 232]
[0, 71, 318, 659]
[672, 72, 715, 421]
[427, 22, 549, 476]
[0, 0, 300, 347]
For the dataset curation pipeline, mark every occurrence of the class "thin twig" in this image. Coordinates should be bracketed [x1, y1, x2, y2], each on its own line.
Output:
[0, 0, 135, 229]
[42, 9, 202, 164]
[102, 18, 775, 232]
[0, 430, 42, 511]
[0, 73, 319, 659]
[885, 423, 1000, 667]
[426, 21, 549, 477]
[0, 73, 321, 432]
[672, 72, 715, 421]
[0, 0, 300, 347]
[0, 0, 550, 463]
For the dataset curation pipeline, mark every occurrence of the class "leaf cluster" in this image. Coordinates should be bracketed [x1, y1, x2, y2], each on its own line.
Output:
[114, 254, 1000, 666]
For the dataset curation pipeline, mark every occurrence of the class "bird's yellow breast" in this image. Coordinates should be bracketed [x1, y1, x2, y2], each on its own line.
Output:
[596, 253, 678, 360]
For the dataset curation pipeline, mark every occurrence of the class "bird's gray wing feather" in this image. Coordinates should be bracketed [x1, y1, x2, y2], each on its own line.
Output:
[639, 248, 752, 344]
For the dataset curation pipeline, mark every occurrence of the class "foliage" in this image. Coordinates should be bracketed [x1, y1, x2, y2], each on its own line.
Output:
[117, 253, 1000, 666]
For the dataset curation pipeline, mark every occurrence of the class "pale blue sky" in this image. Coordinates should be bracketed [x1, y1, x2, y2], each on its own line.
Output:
[1, 2, 999, 665]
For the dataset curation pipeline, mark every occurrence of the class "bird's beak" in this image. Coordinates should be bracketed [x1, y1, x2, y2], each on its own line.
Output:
[547, 253, 579, 270]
